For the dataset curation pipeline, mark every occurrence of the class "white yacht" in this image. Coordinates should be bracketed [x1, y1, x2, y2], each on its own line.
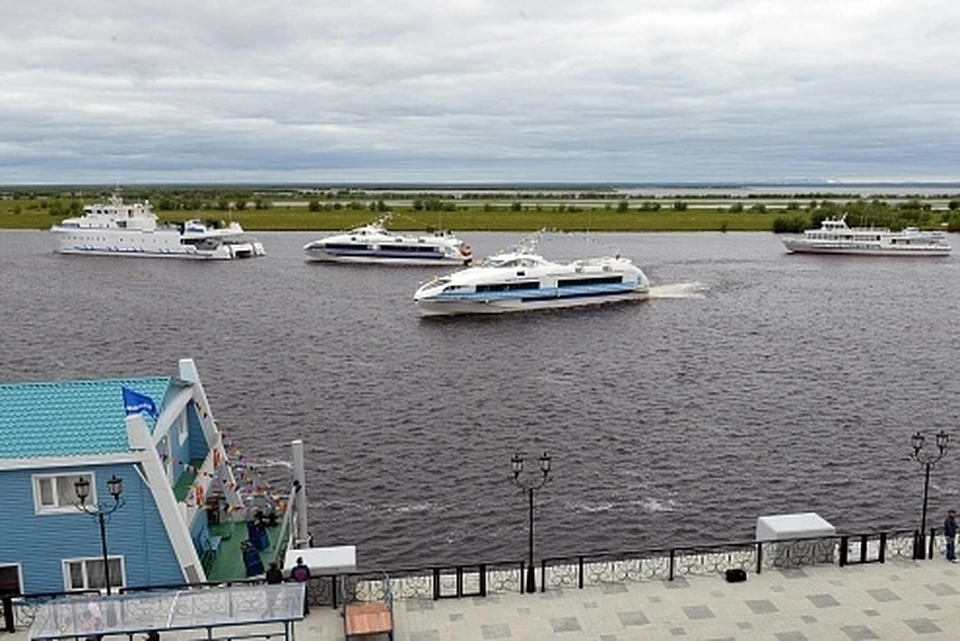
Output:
[414, 250, 650, 316]
[782, 217, 951, 256]
[51, 194, 266, 259]
[303, 223, 472, 265]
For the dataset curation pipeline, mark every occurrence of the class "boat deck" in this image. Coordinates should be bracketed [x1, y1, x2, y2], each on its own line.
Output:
[204, 519, 284, 583]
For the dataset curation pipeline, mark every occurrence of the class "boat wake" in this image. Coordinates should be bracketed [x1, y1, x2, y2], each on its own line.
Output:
[647, 282, 708, 299]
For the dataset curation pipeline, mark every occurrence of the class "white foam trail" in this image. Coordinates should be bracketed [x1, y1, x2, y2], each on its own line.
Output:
[647, 282, 708, 299]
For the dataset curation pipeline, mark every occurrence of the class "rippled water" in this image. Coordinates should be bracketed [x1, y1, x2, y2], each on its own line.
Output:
[2, 230, 959, 570]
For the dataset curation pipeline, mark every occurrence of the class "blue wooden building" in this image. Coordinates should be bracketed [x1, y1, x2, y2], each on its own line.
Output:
[0, 358, 273, 594]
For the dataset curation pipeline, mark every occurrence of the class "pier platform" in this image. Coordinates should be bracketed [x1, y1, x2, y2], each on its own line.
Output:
[11, 555, 959, 641]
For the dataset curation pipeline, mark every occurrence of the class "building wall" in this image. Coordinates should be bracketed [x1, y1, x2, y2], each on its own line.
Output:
[0, 463, 185, 593]
[167, 411, 192, 486]
[187, 403, 209, 462]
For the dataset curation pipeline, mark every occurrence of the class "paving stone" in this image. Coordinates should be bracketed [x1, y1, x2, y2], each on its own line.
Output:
[770, 584, 786, 592]
[582, 601, 597, 609]
[779, 569, 809, 579]
[480, 623, 511, 639]
[549, 617, 582, 633]
[807, 593, 840, 608]
[669, 628, 686, 636]
[617, 610, 650, 626]
[682, 605, 715, 620]
[409, 632, 440, 641]
[904, 618, 942, 634]
[774, 632, 808, 641]
[649, 595, 663, 603]
[840, 625, 879, 640]
[599, 636, 618, 641]
[736, 621, 753, 629]
[863, 609, 880, 617]
[516, 607, 530, 615]
[664, 578, 690, 589]
[800, 615, 818, 623]
[600, 582, 628, 594]
[710, 590, 725, 597]
[449, 613, 464, 622]
[745, 599, 779, 614]
[925, 603, 942, 611]
[926, 582, 958, 596]
[867, 588, 901, 602]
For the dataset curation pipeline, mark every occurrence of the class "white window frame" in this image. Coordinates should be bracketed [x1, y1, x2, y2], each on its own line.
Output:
[32, 472, 95, 515]
[0, 563, 23, 596]
[178, 413, 188, 446]
[62, 556, 126, 592]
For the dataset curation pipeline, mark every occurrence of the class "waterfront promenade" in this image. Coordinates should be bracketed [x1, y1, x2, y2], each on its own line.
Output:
[12, 555, 960, 641]
[294, 558, 960, 640]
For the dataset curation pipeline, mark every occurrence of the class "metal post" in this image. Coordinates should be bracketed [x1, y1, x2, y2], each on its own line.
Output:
[291, 440, 309, 547]
[911, 430, 950, 560]
[510, 452, 551, 595]
[918, 463, 931, 560]
[526, 488, 536, 594]
[99, 512, 112, 595]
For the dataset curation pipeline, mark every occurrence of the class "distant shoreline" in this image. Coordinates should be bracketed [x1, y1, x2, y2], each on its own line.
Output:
[2, 188, 958, 232]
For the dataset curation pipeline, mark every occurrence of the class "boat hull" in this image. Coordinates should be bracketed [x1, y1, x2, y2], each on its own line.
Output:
[416, 288, 649, 317]
[305, 248, 470, 266]
[56, 244, 265, 260]
[782, 239, 951, 257]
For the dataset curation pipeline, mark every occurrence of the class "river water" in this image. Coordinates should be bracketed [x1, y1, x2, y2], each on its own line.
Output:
[2, 230, 959, 570]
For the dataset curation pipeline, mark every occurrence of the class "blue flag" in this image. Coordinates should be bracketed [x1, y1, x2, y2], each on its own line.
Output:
[122, 386, 159, 419]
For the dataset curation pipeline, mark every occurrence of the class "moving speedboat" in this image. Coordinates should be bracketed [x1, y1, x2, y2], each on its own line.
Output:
[51, 194, 265, 259]
[303, 224, 472, 265]
[414, 250, 649, 316]
[782, 216, 951, 256]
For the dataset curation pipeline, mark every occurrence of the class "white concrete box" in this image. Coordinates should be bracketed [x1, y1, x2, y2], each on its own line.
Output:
[756, 512, 836, 542]
[755, 513, 837, 568]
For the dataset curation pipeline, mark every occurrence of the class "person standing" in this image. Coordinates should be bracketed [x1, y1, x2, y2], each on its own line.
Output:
[290, 557, 311, 615]
[944, 510, 957, 561]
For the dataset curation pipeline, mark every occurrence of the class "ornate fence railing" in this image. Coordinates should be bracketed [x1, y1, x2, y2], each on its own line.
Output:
[0, 526, 944, 632]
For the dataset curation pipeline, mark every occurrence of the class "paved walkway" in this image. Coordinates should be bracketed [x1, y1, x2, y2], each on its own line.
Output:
[12, 558, 960, 641]
[295, 558, 960, 640]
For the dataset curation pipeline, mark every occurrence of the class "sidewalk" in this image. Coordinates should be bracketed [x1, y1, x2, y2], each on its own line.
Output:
[297, 557, 960, 640]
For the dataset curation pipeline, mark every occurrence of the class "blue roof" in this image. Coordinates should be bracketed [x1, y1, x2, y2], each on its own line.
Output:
[0, 376, 172, 459]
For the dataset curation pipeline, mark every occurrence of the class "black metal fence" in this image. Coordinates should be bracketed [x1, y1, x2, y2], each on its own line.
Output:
[1, 526, 944, 632]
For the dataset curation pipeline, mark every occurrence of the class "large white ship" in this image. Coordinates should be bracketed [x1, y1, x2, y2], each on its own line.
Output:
[51, 194, 266, 259]
[782, 216, 951, 257]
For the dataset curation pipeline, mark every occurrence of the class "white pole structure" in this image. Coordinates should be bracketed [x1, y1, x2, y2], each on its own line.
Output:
[291, 439, 310, 547]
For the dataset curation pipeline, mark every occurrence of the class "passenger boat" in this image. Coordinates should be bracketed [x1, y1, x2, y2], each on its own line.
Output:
[51, 194, 266, 259]
[414, 250, 650, 316]
[782, 217, 951, 256]
[303, 223, 472, 265]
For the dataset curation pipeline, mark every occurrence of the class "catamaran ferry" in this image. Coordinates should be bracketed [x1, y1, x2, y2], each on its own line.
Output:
[51, 194, 266, 259]
[782, 217, 952, 257]
[303, 224, 472, 265]
[414, 250, 649, 316]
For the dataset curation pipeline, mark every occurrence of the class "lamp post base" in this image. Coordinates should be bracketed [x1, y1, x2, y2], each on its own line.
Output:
[525, 564, 536, 593]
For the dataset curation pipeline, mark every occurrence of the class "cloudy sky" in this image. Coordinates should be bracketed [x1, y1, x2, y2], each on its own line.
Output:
[2, 0, 959, 184]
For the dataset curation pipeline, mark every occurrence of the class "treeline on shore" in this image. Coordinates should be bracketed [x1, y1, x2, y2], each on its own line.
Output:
[2, 187, 960, 232]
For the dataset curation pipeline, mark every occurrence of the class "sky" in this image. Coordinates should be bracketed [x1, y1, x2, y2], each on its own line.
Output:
[2, 0, 960, 184]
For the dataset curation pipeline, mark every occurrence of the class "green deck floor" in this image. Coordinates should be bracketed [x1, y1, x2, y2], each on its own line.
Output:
[172, 459, 205, 502]
[205, 520, 283, 582]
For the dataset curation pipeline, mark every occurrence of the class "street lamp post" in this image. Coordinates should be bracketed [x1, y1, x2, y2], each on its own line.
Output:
[75, 475, 125, 594]
[510, 452, 551, 594]
[911, 430, 949, 560]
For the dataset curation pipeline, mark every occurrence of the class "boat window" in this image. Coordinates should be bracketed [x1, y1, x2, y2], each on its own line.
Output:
[558, 276, 624, 287]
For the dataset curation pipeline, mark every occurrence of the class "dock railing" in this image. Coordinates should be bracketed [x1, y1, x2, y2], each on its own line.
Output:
[0, 525, 942, 632]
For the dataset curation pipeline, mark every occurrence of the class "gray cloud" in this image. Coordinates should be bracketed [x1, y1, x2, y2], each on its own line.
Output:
[2, 0, 959, 183]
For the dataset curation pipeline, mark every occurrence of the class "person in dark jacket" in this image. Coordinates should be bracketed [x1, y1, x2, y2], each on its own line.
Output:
[944, 510, 957, 561]
[290, 557, 311, 615]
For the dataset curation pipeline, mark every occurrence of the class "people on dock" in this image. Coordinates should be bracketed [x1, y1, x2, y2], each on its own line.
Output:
[944, 510, 957, 562]
[291, 556, 311, 615]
